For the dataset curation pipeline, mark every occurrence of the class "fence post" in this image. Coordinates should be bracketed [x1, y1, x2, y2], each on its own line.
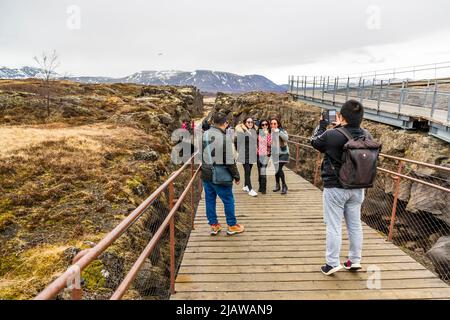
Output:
[377, 80, 383, 113]
[304, 76, 307, 97]
[431, 86, 438, 118]
[313, 152, 321, 186]
[321, 77, 325, 101]
[312, 76, 316, 100]
[296, 76, 300, 96]
[168, 181, 176, 294]
[398, 81, 405, 114]
[447, 99, 450, 123]
[345, 77, 350, 101]
[388, 161, 404, 242]
[332, 77, 337, 105]
[360, 79, 365, 102]
[295, 144, 299, 172]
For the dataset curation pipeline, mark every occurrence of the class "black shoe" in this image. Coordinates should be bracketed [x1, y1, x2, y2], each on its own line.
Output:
[261, 190, 266, 194]
[272, 183, 281, 192]
[343, 260, 362, 271]
[321, 264, 343, 276]
[281, 185, 288, 195]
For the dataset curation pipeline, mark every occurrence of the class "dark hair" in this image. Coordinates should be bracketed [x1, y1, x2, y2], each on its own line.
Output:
[212, 112, 228, 125]
[243, 117, 254, 128]
[340, 100, 364, 127]
[258, 119, 271, 134]
[270, 117, 282, 129]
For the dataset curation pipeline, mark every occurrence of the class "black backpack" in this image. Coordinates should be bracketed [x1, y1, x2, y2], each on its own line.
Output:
[335, 127, 382, 189]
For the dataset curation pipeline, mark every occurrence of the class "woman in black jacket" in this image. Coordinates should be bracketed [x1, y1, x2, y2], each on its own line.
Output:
[234, 117, 258, 197]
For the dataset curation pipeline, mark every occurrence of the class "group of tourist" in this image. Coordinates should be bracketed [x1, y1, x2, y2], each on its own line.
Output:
[199, 100, 379, 275]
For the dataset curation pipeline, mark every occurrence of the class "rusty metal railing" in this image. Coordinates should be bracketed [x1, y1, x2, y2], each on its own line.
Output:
[287, 134, 450, 280]
[35, 153, 202, 300]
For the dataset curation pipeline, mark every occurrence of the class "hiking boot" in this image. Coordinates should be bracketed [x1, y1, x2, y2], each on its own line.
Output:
[242, 186, 250, 192]
[281, 184, 288, 195]
[272, 183, 281, 192]
[321, 264, 343, 276]
[343, 260, 362, 271]
[227, 224, 245, 235]
[248, 189, 258, 197]
[210, 223, 222, 236]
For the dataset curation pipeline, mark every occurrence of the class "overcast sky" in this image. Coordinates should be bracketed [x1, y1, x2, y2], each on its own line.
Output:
[1, 0, 450, 84]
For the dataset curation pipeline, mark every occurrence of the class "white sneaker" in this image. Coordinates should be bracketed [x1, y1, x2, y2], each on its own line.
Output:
[242, 186, 249, 192]
[248, 189, 258, 197]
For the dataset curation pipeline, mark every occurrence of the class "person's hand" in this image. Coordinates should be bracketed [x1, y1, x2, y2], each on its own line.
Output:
[234, 179, 240, 185]
[331, 115, 341, 128]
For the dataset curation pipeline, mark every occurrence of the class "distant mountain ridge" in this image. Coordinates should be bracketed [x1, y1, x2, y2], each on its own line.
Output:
[0, 67, 288, 93]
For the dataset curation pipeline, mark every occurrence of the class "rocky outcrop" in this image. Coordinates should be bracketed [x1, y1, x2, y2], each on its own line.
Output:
[427, 236, 450, 280]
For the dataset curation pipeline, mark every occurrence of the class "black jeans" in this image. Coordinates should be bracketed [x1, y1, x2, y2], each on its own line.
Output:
[275, 162, 287, 186]
[242, 163, 253, 190]
[257, 156, 269, 191]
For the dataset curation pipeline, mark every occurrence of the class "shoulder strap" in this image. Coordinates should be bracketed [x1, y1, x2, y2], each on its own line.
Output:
[336, 127, 354, 141]
[204, 131, 214, 165]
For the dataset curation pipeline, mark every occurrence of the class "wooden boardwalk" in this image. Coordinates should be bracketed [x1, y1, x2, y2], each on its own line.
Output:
[172, 168, 450, 300]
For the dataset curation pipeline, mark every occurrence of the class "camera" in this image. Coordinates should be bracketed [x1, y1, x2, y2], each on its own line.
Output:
[321, 109, 337, 124]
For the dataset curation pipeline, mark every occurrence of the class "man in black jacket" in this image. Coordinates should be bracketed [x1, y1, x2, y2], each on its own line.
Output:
[201, 112, 244, 236]
[311, 100, 372, 275]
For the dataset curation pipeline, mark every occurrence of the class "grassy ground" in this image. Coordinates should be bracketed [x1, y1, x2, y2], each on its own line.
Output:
[0, 79, 203, 299]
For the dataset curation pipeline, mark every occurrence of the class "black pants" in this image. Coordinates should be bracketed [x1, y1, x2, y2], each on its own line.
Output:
[257, 156, 269, 191]
[275, 162, 287, 186]
[243, 163, 253, 190]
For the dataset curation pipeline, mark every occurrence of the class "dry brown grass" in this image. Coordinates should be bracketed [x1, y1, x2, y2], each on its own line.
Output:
[0, 79, 203, 299]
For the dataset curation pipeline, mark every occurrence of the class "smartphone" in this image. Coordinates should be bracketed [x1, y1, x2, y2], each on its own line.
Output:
[328, 110, 336, 123]
[321, 109, 337, 123]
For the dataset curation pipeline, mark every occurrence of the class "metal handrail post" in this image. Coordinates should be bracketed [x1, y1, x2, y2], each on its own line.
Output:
[388, 161, 404, 241]
[345, 77, 350, 101]
[312, 76, 316, 100]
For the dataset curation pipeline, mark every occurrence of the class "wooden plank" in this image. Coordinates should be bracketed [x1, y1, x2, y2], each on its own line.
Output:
[181, 249, 404, 260]
[175, 278, 448, 292]
[179, 256, 416, 266]
[178, 262, 428, 274]
[184, 244, 400, 253]
[185, 239, 393, 247]
[176, 270, 437, 283]
[171, 288, 450, 300]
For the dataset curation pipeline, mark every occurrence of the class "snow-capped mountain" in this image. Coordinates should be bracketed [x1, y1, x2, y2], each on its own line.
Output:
[0, 66, 51, 79]
[0, 67, 287, 93]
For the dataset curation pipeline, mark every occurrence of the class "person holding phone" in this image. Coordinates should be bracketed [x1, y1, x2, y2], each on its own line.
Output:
[270, 117, 289, 195]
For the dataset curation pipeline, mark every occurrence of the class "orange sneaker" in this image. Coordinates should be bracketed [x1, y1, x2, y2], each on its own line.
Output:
[227, 224, 245, 235]
[210, 223, 222, 236]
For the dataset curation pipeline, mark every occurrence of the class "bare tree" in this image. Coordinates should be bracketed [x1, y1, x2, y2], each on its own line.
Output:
[34, 50, 59, 118]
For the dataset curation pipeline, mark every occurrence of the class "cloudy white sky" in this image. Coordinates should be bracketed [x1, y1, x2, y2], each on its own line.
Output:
[1, 0, 450, 84]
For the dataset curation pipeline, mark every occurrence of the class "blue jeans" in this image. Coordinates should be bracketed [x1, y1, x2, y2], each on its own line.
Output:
[203, 180, 237, 226]
[323, 187, 365, 267]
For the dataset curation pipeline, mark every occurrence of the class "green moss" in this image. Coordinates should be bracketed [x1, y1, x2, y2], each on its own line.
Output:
[0, 212, 15, 231]
[81, 260, 106, 291]
[126, 176, 143, 190]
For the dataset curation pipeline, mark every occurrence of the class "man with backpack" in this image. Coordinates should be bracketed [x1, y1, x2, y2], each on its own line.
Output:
[310, 100, 381, 275]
